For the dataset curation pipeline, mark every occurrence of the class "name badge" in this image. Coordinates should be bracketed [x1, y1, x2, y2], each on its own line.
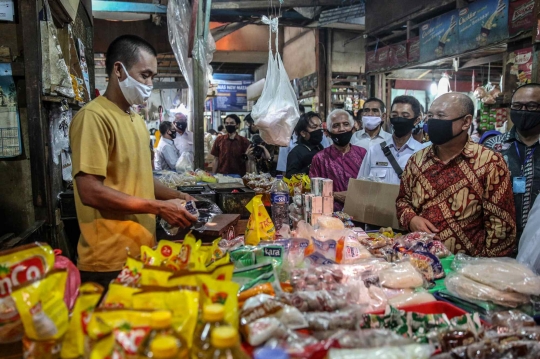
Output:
[376, 162, 389, 166]
[513, 177, 526, 194]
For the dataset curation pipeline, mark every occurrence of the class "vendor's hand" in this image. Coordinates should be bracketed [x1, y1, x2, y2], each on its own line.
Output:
[178, 192, 196, 201]
[258, 145, 271, 160]
[245, 145, 255, 160]
[159, 199, 197, 228]
[409, 216, 439, 234]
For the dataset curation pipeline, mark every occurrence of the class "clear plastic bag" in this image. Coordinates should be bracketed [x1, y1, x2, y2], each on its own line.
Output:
[175, 151, 194, 174]
[445, 272, 530, 308]
[328, 344, 434, 359]
[251, 16, 300, 146]
[379, 261, 425, 289]
[517, 198, 540, 275]
[452, 254, 540, 296]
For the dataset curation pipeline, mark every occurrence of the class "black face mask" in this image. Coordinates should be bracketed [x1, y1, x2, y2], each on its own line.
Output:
[176, 122, 187, 132]
[306, 129, 323, 146]
[390, 117, 415, 138]
[427, 115, 465, 145]
[511, 109, 540, 132]
[330, 130, 353, 147]
[169, 130, 177, 139]
[225, 125, 237, 134]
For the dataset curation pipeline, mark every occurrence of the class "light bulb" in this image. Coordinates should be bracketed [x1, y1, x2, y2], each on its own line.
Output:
[430, 81, 438, 96]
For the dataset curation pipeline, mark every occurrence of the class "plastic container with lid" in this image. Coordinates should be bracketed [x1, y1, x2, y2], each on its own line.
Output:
[203, 327, 250, 359]
[192, 304, 228, 358]
[138, 311, 189, 358]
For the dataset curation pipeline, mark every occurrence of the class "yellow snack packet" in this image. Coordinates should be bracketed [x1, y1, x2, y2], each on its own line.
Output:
[156, 240, 183, 266]
[60, 283, 104, 359]
[0, 242, 55, 343]
[209, 262, 234, 282]
[132, 287, 199, 347]
[140, 265, 174, 287]
[11, 269, 68, 341]
[245, 195, 275, 245]
[206, 252, 231, 273]
[87, 309, 153, 359]
[165, 233, 203, 271]
[197, 276, 240, 329]
[168, 271, 209, 288]
[100, 282, 140, 309]
[114, 256, 143, 286]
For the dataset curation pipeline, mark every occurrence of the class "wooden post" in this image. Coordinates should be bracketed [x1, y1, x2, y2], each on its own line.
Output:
[326, 28, 332, 117]
[316, 29, 327, 117]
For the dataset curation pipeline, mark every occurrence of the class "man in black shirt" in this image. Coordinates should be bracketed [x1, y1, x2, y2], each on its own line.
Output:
[286, 112, 324, 178]
[485, 83, 540, 246]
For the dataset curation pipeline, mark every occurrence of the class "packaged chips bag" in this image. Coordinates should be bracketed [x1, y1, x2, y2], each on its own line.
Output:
[0, 242, 56, 343]
[245, 195, 275, 245]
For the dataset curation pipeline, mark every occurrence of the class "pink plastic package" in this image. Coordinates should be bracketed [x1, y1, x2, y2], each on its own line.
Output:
[53, 249, 81, 310]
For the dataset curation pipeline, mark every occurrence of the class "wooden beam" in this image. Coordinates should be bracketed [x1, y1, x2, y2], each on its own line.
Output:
[211, 0, 356, 10]
[212, 51, 268, 63]
[461, 54, 504, 69]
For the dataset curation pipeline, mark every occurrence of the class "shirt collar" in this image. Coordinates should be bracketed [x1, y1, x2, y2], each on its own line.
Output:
[427, 137, 476, 160]
[388, 135, 420, 151]
[358, 128, 386, 139]
[162, 137, 174, 145]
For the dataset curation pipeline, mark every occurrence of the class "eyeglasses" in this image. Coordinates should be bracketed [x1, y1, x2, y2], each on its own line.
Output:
[511, 102, 540, 111]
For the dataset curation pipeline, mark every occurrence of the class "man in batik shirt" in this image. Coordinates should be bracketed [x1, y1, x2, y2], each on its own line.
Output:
[485, 84, 540, 246]
[396, 93, 516, 257]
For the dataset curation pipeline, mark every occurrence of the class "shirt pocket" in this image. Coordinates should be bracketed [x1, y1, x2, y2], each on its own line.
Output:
[369, 168, 389, 180]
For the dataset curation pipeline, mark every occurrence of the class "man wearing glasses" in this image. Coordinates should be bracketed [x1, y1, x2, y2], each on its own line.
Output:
[396, 93, 516, 257]
[485, 83, 540, 246]
[352, 97, 392, 151]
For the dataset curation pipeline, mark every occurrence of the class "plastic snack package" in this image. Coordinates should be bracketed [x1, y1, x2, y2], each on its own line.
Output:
[245, 195, 276, 245]
[281, 287, 351, 312]
[335, 232, 372, 264]
[327, 329, 414, 349]
[233, 262, 280, 293]
[197, 276, 240, 329]
[452, 254, 540, 296]
[100, 282, 140, 309]
[11, 269, 69, 341]
[379, 261, 425, 289]
[140, 265, 174, 287]
[445, 272, 530, 308]
[115, 255, 144, 286]
[388, 291, 436, 308]
[328, 344, 435, 359]
[218, 236, 245, 253]
[317, 216, 345, 230]
[164, 233, 204, 271]
[60, 282, 104, 359]
[490, 310, 536, 332]
[23, 336, 62, 359]
[288, 238, 310, 269]
[143, 240, 183, 267]
[244, 317, 288, 346]
[304, 309, 361, 331]
[86, 309, 153, 359]
[0, 242, 56, 343]
[132, 287, 199, 347]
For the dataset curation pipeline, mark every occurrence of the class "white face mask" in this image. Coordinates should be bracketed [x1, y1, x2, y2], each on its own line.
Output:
[118, 63, 153, 106]
[362, 116, 382, 131]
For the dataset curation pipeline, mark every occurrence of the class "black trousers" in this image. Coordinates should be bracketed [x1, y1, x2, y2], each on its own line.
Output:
[80, 270, 121, 300]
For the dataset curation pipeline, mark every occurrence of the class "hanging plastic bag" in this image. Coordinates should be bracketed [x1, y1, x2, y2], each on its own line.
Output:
[517, 199, 540, 275]
[176, 151, 194, 174]
[251, 16, 300, 146]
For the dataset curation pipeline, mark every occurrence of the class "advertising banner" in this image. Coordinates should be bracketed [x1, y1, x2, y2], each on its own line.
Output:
[458, 0, 509, 53]
[388, 41, 408, 69]
[376, 46, 391, 71]
[211, 73, 253, 112]
[419, 9, 459, 63]
[508, 0, 535, 36]
[508, 47, 533, 87]
[365, 50, 378, 73]
[407, 36, 420, 63]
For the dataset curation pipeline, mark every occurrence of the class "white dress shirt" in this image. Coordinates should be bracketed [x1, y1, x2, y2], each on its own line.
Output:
[276, 133, 331, 172]
[352, 128, 392, 151]
[173, 130, 194, 156]
[154, 137, 180, 171]
[357, 135, 423, 185]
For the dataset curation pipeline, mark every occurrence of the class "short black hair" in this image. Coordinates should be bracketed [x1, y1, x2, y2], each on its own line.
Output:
[224, 114, 241, 125]
[294, 112, 321, 137]
[105, 35, 157, 76]
[218, 125, 224, 132]
[244, 114, 254, 125]
[392, 95, 421, 118]
[364, 97, 386, 113]
[298, 104, 305, 114]
[159, 121, 173, 136]
[512, 83, 540, 100]
[208, 129, 217, 135]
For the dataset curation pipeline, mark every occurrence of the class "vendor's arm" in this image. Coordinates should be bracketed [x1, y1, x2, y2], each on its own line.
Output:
[395, 159, 438, 233]
[153, 177, 194, 201]
[481, 155, 517, 257]
[76, 173, 196, 227]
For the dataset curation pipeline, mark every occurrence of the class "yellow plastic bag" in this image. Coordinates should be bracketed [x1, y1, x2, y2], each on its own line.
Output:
[141, 240, 183, 267]
[101, 282, 140, 309]
[115, 256, 143, 286]
[132, 287, 199, 347]
[11, 269, 69, 341]
[60, 283, 104, 359]
[140, 265, 174, 287]
[0, 242, 55, 343]
[197, 276, 240, 329]
[245, 195, 275, 245]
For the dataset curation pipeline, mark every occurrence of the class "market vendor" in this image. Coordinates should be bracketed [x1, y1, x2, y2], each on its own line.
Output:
[352, 97, 392, 151]
[485, 83, 540, 245]
[211, 114, 251, 176]
[154, 121, 179, 171]
[396, 93, 516, 257]
[286, 112, 325, 178]
[172, 112, 194, 157]
[70, 35, 197, 288]
[310, 109, 367, 210]
[357, 95, 423, 184]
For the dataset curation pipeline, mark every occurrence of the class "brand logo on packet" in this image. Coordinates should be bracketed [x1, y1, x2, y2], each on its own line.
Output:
[160, 245, 172, 257]
[512, 1, 534, 22]
[114, 326, 150, 354]
[271, 193, 288, 204]
[264, 247, 282, 258]
[0, 256, 46, 297]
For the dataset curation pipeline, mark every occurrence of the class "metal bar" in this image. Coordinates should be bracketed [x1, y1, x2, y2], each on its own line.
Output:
[192, 0, 206, 170]
[203, 0, 212, 43]
[92, 1, 167, 13]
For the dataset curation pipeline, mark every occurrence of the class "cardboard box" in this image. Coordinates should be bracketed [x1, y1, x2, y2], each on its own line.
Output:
[312, 196, 323, 214]
[323, 196, 334, 215]
[343, 179, 403, 230]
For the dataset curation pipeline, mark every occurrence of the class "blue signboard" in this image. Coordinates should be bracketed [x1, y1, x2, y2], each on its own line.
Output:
[419, 9, 459, 63]
[211, 73, 253, 112]
[458, 0, 509, 53]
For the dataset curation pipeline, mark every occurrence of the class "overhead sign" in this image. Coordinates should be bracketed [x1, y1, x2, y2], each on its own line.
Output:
[458, 0, 509, 53]
[388, 41, 407, 69]
[407, 37, 420, 63]
[508, 0, 535, 37]
[211, 73, 253, 112]
[419, 9, 459, 63]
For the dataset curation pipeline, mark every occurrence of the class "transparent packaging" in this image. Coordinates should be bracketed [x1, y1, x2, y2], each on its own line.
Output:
[138, 311, 189, 359]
